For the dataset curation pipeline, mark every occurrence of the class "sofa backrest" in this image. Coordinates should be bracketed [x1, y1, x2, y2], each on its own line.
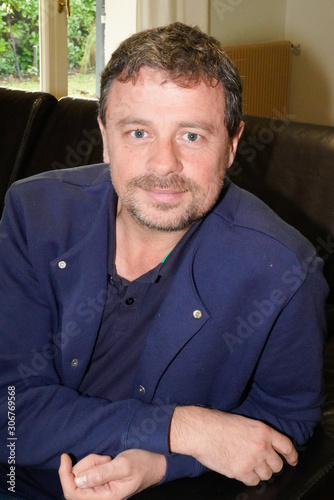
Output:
[230, 115, 334, 302]
[0, 87, 57, 212]
[21, 96, 103, 180]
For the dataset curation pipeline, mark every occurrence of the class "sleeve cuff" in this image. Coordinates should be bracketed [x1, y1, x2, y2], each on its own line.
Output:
[162, 454, 209, 483]
[124, 400, 177, 454]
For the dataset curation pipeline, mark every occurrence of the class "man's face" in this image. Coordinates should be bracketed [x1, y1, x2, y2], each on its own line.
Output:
[99, 67, 243, 232]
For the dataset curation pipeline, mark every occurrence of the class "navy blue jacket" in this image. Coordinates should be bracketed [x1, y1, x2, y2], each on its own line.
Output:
[0, 164, 328, 493]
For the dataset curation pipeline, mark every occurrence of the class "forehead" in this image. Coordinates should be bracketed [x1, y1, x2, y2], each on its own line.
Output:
[105, 67, 226, 118]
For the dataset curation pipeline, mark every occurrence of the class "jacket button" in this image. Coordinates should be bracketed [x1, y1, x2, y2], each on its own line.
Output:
[125, 297, 135, 305]
[193, 310, 202, 319]
[58, 260, 67, 269]
[71, 359, 79, 367]
[139, 385, 145, 394]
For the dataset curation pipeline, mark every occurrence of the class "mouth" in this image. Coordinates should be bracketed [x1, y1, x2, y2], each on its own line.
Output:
[144, 187, 187, 204]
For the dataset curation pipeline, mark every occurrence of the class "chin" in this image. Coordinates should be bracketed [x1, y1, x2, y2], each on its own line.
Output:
[132, 208, 206, 232]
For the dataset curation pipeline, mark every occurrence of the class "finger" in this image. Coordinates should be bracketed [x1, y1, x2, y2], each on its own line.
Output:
[59, 454, 77, 497]
[73, 454, 112, 476]
[239, 470, 261, 487]
[266, 452, 284, 474]
[254, 462, 274, 482]
[272, 432, 298, 466]
[75, 451, 141, 489]
[75, 461, 119, 489]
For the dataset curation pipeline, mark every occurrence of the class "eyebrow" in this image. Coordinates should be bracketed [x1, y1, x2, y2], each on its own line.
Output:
[177, 121, 215, 133]
[115, 117, 215, 133]
[115, 117, 152, 129]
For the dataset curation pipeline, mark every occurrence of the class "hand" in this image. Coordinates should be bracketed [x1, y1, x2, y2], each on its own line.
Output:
[170, 407, 298, 486]
[59, 449, 167, 500]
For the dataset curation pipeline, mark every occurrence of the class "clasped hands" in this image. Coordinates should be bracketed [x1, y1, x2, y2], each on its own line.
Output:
[59, 407, 298, 500]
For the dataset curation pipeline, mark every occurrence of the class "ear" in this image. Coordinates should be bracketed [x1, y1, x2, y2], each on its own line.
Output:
[226, 121, 245, 168]
[97, 116, 110, 163]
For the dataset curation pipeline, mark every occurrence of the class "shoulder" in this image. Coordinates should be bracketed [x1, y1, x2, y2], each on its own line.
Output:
[9, 163, 111, 194]
[195, 180, 317, 274]
[188, 181, 326, 311]
[2, 164, 113, 244]
[5, 163, 112, 213]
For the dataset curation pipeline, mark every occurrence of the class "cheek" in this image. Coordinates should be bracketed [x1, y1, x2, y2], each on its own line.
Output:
[187, 149, 227, 185]
[192, 154, 229, 203]
[109, 146, 134, 176]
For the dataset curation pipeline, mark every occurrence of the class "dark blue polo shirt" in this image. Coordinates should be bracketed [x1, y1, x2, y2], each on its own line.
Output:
[79, 193, 201, 401]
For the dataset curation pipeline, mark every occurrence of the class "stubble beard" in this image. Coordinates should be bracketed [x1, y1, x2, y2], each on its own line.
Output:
[118, 173, 225, 232]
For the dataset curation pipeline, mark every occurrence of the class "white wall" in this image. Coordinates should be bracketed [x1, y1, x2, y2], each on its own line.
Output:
[210, 0, 287, 45]
[105, 0, 209, 62]
[104, 0, 137, 64]
[285, 0, 334, 125]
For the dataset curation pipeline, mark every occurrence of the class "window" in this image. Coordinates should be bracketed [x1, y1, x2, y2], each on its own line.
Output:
[0, 0, 209, 98]
[0, 0, 97, 98]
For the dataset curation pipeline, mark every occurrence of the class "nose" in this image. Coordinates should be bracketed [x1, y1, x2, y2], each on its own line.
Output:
[146, 139, 183, 176]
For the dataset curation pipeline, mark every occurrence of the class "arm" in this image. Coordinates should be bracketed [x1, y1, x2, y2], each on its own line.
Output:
[231, 257, 327, 445]
[167, 254, 326, 485]
[0, 187, 175, 469]
[169, 406, 297, 486]
[59, 408, 298, 494]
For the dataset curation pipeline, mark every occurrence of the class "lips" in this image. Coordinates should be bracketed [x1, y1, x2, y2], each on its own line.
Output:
[144, 187, 186, 203]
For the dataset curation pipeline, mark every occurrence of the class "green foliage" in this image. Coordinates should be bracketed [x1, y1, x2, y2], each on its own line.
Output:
[80, 24, 96, 74]
[0, 0, 96, 77]
[68, 0, 96, 70]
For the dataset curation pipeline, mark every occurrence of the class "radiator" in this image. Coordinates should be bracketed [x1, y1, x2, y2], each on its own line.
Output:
[223, 41, 292, 118]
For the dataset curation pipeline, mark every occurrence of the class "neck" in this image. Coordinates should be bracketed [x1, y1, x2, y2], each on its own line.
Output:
[114, 210, 188, 281]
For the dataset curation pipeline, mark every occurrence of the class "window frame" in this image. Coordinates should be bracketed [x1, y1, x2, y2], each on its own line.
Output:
[39, 0, 68, 98]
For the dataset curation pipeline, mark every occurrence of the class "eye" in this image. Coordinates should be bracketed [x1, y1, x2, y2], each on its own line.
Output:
[130, 129, 147, 139]
[184, 132, 200, 142]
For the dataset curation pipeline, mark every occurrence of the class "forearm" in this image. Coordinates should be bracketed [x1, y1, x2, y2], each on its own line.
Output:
[169, 406, 209, 456]
[0, 384, 175, 469]
[169, 405, 298, 486]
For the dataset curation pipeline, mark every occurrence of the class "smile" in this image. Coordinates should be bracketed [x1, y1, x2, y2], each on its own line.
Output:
[144, 188, 187, 204]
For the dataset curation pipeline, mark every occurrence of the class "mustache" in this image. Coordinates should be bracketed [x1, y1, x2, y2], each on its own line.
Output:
[126, 174, 198, 192]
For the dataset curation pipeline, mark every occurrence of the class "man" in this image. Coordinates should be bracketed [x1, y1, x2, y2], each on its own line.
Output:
[0, 23, 327, 500]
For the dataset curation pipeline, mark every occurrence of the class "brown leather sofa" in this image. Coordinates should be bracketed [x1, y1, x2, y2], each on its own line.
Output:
[1, 87, 334, 499]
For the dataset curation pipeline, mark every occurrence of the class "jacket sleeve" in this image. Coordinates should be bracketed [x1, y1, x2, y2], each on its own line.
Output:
[166, 258, 328, 482]
[0, 188, 177, 470]
[232, 254, 328, 446]
[164, 254, 328, 482]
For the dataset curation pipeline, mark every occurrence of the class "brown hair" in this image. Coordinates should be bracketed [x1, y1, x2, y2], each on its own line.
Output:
[99, 22, 243, 137]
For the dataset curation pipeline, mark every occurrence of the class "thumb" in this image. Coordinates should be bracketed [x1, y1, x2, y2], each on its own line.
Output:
[59, 454, 77, 497]
[59, 453, 74, 475]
